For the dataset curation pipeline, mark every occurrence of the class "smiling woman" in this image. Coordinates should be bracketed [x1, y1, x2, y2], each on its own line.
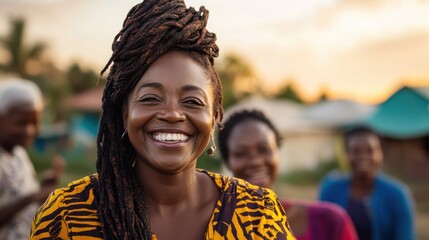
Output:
[29, 0, 295, 239]
[218, 109, 358, 240]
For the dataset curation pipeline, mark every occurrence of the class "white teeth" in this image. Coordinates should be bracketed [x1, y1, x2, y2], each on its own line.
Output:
[153, 132, 188, 142]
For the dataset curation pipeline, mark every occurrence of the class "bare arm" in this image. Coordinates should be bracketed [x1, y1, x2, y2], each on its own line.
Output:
[0, 194, 35, 228]
[0, 181, 58, 228]
[0, 155, 65, 228]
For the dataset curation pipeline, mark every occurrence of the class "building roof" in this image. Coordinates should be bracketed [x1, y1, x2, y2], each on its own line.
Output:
[365, 86, 429, 138]
[63, 86, 104, 112]
[412, 86, 429, 99]
[224, 96, 312, 133]
[303, 99, 375, 128]
[225, 97, 373, 134]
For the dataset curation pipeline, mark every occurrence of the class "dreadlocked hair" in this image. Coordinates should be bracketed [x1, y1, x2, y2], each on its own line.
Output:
[218, 109, 282, 163]
[96, 0, 223, 239]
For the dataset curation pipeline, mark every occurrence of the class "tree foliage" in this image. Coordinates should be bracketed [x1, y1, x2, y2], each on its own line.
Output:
[0, 18, 101, 121]
[66, 63, 99, 93]
[216, 54, 257, 108]
[274, 82, 304, 103]
[0, 18, 46, 77]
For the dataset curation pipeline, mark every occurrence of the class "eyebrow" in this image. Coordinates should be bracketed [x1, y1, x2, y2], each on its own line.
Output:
[137, 82, 163, 91]
[137, 82, 206, 95]
[181, 85, 206, 95]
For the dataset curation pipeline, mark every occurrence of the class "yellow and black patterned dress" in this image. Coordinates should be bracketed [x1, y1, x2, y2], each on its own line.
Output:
[30, 170, 295, 239]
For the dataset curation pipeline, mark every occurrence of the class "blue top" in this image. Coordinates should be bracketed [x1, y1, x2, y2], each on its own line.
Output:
[318, 171, 416, 240]
[346, 198, 372, 240]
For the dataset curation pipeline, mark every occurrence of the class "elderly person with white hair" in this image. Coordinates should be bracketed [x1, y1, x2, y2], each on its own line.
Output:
[0, 78, 65, 240]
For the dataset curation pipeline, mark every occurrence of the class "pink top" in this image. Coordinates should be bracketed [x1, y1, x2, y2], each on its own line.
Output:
[282, 200, 358, 240]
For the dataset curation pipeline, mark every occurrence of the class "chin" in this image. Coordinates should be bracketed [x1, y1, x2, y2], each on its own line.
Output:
[354, 170, 375, 178]
[153, 158, 195, 173]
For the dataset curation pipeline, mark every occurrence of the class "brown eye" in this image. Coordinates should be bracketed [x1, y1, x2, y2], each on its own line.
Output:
[232, 151, 247, 159]
[258, 145, 271, 155]
[139, 95, 162, 103]
[183, 97, 204, 106]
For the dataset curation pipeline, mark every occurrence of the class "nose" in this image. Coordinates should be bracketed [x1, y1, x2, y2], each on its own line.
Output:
[246, 152, 265, 168]
[157, 100, 186, 123]
[24, 123, 38, 138]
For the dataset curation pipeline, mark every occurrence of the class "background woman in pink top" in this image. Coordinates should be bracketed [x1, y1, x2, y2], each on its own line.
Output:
[218, 109, 358, 240]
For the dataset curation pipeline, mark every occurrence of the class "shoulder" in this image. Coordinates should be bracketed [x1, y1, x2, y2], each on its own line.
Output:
[376, 173, 408, 190]
[320, 170, 351, 191]
[375, 173, 412, 200]
[308, 201, 351, 222]
[204, 170, 278, 203]
[12, 146, 32, 164]
[12, 145, 28, 157]
[30, 175, 100, 239]
[204, 170, 295, 239]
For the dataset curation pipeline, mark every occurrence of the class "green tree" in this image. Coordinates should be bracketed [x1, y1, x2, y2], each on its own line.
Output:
[216, 54, 256, 108]
[0, 18, 46, 77]
[66, 63, 99, 93]
[274, 82, 304, 103]
[317, 91, 329, 102]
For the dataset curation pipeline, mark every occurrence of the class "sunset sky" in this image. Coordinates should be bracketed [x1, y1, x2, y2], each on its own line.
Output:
[1, 0, 429, 103]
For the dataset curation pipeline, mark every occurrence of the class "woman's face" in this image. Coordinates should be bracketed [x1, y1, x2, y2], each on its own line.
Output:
[0, 104, 41, 151]
[124, 51, 214, 173]
[347, 133, 383, 179]
[227, 120, 279, 188]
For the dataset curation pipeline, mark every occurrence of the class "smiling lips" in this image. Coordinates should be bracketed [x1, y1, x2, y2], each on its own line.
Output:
[244, 169, 271, 187]
[152, 132, 189, 143]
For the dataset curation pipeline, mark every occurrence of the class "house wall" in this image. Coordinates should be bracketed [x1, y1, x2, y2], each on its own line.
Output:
[220, 131, 340, 176]
[277, 131, 338, 173]
[383, 137, 429, 182]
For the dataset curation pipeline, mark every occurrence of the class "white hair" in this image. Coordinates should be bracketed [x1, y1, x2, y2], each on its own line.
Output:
[0, 78, 44, 115]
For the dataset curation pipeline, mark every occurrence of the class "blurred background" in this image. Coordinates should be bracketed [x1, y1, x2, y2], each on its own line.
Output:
[1, 0, 428, 238]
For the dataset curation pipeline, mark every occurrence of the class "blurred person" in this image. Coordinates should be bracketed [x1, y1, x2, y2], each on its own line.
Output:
[319, 127, 416, 240]
[218, 109, 358, 240]
[30, 1, 296, 239]
[0, 78, 65, 240]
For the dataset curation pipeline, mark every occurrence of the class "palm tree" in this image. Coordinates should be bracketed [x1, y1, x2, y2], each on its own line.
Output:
[0, 18, 46, 77]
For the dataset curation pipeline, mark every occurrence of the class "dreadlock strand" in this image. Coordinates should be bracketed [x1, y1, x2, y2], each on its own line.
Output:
[97, 1, 223, 239]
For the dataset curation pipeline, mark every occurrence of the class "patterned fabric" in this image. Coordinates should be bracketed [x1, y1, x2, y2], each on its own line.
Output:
[30, 170, 295, 239]
[0, 146, 40, 240]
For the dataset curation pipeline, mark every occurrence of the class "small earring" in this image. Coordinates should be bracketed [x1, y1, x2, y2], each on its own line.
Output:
[131, 159, 136, 168]
[121, 130, 128, 141]
[207, 135, 217, 156]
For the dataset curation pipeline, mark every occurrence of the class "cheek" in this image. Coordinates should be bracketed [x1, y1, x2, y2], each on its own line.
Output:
[127, 107, 149, 128]
[228, 157, 245, 174]
[191, 111, 214, 145]
[196, 111, 213, 130]
[269, 152, 280, 168]
[373, 151, 383, 164]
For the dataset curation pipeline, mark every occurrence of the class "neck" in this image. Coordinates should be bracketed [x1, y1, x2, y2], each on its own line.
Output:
[351, 173, 376, 197]
[0, 143, 14, 153]
[135, 163, 198, 210]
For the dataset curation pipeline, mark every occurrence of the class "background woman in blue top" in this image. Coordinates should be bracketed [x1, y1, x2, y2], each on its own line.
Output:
[319, 127, 416, 240]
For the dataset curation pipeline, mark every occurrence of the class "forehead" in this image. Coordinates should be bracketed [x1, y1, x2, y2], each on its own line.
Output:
[135, 51, 210, 92]
[347, 133, 380, 148]
[7, 103, 42, 114]
[228, 120, 276, 147]
[0, 104, 41, 123]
